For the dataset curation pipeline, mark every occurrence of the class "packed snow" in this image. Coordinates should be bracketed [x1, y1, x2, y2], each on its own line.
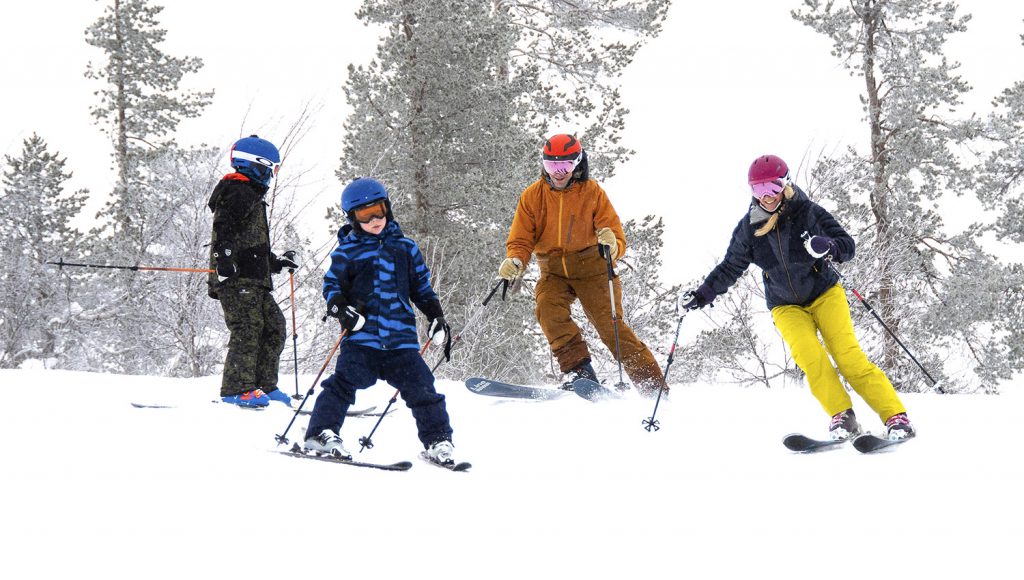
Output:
[2, 368, 1021, 579]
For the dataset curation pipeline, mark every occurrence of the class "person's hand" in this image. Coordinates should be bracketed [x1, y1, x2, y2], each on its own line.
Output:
[679, 285, 715, 312]
[596, 227, 619, 261]
[427, 316, 450, 344]
[213, 242, 236, 282]
[326, 295, 365, 332]
[272, 250, 299, 273]
[498, 257, 523, 281]
[803, 235, 837, 259]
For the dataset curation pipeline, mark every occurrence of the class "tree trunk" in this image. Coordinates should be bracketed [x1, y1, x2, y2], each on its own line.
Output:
[861, 0, 901, 375]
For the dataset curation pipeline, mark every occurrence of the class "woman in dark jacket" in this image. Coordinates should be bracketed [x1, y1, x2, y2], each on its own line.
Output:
[682, 155, 914, 442]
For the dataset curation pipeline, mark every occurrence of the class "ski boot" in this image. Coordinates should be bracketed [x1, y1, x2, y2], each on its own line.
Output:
[264, 388, 293, 407]
[560, 359, 598, 391]
[304, 429, 352, 459]
[884, 412, 915, 441]
[828, 408, 861, 441]
[221, 389, 270, 408]
[426, 440, 455, 466]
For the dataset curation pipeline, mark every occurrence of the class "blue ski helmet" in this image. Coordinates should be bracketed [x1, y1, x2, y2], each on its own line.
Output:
[341, 177, 391, 213]
[230, 135, 280, 186]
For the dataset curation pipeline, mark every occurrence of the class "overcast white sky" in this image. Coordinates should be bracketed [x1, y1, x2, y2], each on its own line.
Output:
[3, 1, 1023, 286]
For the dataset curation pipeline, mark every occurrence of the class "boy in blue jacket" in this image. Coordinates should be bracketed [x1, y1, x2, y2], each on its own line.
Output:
[304, 177, 458, 466]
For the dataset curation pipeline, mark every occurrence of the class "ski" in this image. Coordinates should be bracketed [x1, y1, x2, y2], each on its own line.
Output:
[130, 402, 175, 409]
[465, 377, 569, 400]
[782, 433, 847, 453]
[131, 401, 377, 417]
[278, 444, 413, 471]
[852, 433, 913, 453]
[297, 405, 381, 417]
[419, 452, 472, 472]
[572, 378, 624, 402]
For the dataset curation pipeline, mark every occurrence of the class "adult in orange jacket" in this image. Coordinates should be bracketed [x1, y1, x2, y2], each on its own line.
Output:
[499, 134, 668, 397]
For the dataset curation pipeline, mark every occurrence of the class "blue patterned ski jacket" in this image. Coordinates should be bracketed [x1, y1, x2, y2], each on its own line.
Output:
[323, 220, 439, 351]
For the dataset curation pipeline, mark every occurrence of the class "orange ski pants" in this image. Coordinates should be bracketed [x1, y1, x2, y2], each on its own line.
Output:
[534, 246, 666, 394]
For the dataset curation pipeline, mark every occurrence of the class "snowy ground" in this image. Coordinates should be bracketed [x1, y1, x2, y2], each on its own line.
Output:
[2, 368, 1021, 579]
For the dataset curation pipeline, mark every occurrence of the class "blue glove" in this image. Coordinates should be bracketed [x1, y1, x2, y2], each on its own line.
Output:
[679, 284, 715, 311]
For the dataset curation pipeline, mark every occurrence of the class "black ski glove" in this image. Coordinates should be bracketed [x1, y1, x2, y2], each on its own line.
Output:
[271, 250, 299, 274]
[420, 299, 452, 360]
[326, 294, 365, 332]
[212, 241, 237, 282]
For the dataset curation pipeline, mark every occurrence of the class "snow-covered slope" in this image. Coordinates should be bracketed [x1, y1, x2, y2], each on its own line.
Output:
[1, 369, 1020, 579]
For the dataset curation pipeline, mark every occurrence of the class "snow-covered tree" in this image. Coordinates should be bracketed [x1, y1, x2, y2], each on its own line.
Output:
[76, 0, 216, 373]
[84, 0, 213, 246]
[794, 0, 1016, 392]
[337, 0, 670, 382]
[0, 135, 88, 368]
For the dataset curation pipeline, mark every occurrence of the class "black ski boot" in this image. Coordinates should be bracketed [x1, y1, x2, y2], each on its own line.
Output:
[561, 359, 598, 390]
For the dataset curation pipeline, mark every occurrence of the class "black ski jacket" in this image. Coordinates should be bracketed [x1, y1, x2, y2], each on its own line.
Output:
[207, 173, 274, 298]
[702, 186, 853, 309]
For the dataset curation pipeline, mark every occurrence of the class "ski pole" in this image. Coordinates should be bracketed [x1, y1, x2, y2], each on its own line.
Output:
[358, 339, 432, 452]
[600, 245, 628, 392]
[800, 232, 941, 393]
[643, 311, 687, 432]
[288, 269, 302, 400]
[425, 278, 505, 375]
[358, 278, 505, 452]
[46, 257, 212, 273]
[274, 329, 348, 446]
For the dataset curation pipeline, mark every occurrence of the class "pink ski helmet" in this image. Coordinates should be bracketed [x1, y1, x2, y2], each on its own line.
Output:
[748, 154, 789, 185]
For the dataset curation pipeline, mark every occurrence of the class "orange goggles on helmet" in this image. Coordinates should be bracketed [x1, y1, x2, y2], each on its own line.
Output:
[352, 201, 387, 223]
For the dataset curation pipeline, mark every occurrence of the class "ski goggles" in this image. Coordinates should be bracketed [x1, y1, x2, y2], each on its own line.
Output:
[750, 179, 787, 200]
[352, 201, 387, 223]
[542, 156, 581, 176]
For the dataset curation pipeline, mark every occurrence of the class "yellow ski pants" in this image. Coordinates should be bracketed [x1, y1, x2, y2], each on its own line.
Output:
[771, 284, 905, 422]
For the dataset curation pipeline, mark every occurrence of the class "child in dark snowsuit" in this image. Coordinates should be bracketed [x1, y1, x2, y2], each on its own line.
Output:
[304, 177, 458, 466]
[208, 135, 297, 408]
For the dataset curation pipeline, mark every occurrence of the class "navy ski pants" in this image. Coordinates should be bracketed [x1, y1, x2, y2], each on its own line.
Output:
[306, 342, 453, 449]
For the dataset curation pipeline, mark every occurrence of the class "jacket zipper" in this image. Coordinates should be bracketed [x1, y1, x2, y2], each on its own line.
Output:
[775, 228, 799, 302]
[558, 193, 568, 276]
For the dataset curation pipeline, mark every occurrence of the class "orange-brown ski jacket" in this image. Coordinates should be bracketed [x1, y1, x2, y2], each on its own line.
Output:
[506, 177, 626, 277]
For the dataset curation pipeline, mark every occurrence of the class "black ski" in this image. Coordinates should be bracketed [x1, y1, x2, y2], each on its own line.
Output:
[782, 433, 847, 453]
[852, 433, 913, 453]
[465, 377, 569, 400]
[278, 444, 412, 471]
[419, 452, 472, 472]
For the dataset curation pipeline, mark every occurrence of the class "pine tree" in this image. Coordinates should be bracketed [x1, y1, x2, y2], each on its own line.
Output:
[84, 0, 213, 246]
[794, 1, 1014, 391]
[0, 135, 88, 368]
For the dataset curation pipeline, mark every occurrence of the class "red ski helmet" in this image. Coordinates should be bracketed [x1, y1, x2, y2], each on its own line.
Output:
[542, 134, 582, 160]
[748, 154, 789, 185]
